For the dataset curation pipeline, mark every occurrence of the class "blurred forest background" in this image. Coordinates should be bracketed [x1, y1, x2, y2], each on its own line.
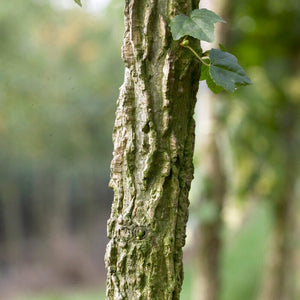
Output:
[0, 0, 299, 300]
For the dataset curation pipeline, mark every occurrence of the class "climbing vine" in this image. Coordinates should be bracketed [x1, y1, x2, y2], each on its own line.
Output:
[170, 8, 252, 93]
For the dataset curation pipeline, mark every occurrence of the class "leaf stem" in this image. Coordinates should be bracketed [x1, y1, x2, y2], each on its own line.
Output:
[183, 45, 210, 66]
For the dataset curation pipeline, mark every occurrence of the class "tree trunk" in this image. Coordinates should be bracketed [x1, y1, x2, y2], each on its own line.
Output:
[192, 1, 229, 298]
[193, 95, 226, 300]
[0, 180, 22, 261]
[259, 186, 298, 300]
[105, 0, 201, 299]
[259, 106, 299, 300]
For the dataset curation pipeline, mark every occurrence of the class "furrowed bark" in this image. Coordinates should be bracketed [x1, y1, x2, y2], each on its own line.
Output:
[105, 0, 200, 299]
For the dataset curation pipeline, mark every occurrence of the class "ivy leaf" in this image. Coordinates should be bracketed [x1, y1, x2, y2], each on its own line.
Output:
[200, 60, 224, 94]
[209, 48, 252, 92]
[74, 0, 82, 7]
[170, 9, 226, 42]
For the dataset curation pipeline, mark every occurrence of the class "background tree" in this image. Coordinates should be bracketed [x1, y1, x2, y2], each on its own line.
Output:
[191, 1, 231, 299]
[192, 92, 227, 300]
[219, 0, 300, 299]
[190, 0, 300, 300]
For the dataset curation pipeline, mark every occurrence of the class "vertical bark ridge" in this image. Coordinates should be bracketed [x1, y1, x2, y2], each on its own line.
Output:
[106, 0, 200, 299]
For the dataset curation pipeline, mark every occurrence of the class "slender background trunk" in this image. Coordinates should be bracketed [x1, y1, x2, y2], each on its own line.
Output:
[192, 1, 229, 299]
[105, 0, 201, 299]
[0, 179, 22, 262]
[192, 95, 226, 300]
[259, 105, 299, 300]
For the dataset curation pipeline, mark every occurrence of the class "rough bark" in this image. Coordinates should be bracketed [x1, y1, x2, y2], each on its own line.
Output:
[105, 0, 201, 299]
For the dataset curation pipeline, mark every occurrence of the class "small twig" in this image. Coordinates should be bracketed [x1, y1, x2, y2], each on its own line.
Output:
[184, 45, 210, 66]
[180, 38, 210, 66]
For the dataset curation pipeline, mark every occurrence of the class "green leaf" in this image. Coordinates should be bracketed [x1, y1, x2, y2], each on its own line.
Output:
[74, 0, 82, 7]
[218, 43, 227, 51]
[209, 48, 252, 92]
[200, 59, 224, 94]
[170, 9, 226, 42]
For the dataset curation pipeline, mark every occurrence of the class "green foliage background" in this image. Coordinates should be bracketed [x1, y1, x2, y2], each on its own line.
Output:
[0, 0, 124, 297]
[225, 0, 300, 201]
[0, 0, 299, 299]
